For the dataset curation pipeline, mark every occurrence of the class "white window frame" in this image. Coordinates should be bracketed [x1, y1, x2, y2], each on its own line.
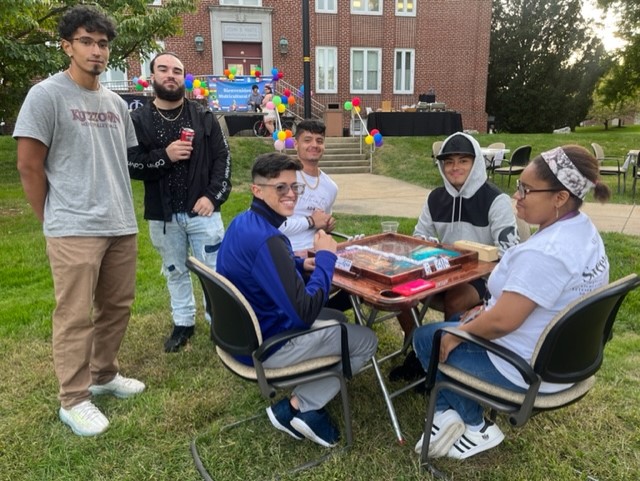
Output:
[395, 0, 416, 16]
[393, 48, 415, 94]
[350, 48, 382, 94]
[316, 46, 338, 93]
[100, 67, 127, 84]
[149, 0, 162, 5]
[219, 0, 262, 5]
[351, 0, 383, 15]
[316, 0, 337, 13]
[141, 41, 165, 80]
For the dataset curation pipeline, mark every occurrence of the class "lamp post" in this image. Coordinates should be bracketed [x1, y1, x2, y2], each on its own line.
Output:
[302, 0, 311, 119]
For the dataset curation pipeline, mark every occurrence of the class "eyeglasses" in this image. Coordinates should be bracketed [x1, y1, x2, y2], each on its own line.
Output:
[72, 37, 110, 50]
[255, 182, 305, 196]
[516, 180, 563, 199]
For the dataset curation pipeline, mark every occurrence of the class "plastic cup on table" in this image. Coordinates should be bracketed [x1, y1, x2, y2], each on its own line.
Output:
[381, 221, 399, 233]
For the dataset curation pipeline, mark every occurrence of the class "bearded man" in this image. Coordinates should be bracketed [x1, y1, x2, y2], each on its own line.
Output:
[127, 52, 232, 353]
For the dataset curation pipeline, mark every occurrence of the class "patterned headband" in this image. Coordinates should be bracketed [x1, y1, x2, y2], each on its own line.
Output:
[541, 147, 594, 200]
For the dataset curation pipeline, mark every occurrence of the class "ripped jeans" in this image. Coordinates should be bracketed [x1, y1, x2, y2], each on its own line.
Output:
[149, 212, 224, 326]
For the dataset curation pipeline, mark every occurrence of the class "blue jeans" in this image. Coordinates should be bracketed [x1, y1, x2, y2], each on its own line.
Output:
[149, 213, 224, 326]
[413, 321, 525, 425]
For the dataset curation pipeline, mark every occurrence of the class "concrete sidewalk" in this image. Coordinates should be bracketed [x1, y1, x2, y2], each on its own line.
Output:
[331, 173, 640, 236]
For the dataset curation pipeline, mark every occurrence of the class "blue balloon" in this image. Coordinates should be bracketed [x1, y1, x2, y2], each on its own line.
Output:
[271, 68, 279, 77]
[272, 131, 279, 141]
[373, 133, 383, 143]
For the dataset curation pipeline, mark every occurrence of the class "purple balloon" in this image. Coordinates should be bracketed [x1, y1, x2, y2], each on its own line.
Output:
[285, 137, 295, 149]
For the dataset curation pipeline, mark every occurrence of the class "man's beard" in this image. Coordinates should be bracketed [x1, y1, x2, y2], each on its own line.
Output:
[153, 80, 185, 102]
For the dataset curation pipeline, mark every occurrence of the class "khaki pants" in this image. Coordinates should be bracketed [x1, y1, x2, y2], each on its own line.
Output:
[46, 235, 137, 408]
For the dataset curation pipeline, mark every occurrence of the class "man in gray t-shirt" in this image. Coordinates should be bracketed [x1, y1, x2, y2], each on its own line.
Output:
[14, 5, 144, 437]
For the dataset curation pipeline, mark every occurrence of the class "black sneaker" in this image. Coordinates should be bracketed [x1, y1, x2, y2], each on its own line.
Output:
[388, 350, 425, 382]
[290, 408, 340, 448]
[266, 398, 303, 440]
[164, 325, 194, 353]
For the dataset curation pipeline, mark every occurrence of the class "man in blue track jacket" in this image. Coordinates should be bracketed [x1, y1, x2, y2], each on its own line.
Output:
[217, 152, 377, 448]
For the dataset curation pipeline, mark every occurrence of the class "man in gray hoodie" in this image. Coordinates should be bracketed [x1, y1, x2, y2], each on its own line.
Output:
[413, 132, 519, 318]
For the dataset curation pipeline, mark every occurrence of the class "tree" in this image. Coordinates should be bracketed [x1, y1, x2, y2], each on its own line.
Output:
[486, 0, 608, 133]
[0, 0, 196, 124]
[587, 77, 640, 129]
[596, 0, 640, 104]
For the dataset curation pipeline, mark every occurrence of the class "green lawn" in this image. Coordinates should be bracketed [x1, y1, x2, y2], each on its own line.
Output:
[1, 130, 639, 480]
[371, 125, 640, 205]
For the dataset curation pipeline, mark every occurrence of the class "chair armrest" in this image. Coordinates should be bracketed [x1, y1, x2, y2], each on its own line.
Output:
[426, 327, 538, 390]
[254, 323, 352, 379]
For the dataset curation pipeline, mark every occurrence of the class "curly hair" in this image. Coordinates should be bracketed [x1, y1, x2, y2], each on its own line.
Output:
[58, 5, 117, 42]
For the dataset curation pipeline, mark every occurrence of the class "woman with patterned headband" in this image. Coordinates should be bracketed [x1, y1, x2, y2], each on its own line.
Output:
[412, 145, 611, 460]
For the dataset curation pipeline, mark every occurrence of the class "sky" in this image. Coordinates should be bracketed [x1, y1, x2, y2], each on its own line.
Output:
[581, 0, 626, 51]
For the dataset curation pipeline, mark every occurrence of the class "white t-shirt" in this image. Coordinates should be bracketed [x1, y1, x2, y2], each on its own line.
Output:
[280, 170, 338, 251]
[13, 72, 138, 237]
[485, 212, 609, 393]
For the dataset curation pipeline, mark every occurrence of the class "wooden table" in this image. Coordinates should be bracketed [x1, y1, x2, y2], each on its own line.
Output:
[327, 234, 496, 443]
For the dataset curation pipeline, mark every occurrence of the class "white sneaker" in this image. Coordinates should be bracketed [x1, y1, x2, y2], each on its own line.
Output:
[59, 400, 109, 437]
[447, 420, 505, 459]
[89, 373, 145, 399]
[414, 409, 466, 458]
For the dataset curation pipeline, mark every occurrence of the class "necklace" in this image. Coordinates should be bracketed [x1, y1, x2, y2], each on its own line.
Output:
[66, 69, 103, 114]
[66, 69, 101, 91]
[300, 170, 321, 190]
[154, 102, 184, 122]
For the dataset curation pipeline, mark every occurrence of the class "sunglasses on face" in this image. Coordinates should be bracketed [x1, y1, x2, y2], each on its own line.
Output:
[255, 182, 305, 196]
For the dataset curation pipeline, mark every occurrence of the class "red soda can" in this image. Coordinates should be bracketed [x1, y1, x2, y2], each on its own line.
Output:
[180, 127, 195, 142]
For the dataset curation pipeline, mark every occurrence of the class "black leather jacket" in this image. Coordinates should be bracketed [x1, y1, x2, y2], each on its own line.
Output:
[127, 98, 232, 221]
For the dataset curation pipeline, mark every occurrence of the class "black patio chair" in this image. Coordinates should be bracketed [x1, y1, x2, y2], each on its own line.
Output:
[185, 257, 354, 479]
[493, 145, 532, 188]
[591, 142, 627, 194]
[418, 273, 640, 479]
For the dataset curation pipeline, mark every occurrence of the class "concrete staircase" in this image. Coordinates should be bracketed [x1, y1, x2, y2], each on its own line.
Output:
[315, 137, 372, 175]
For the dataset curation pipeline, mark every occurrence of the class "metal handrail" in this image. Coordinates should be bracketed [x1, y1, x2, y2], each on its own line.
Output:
[349, 107, 375, 172]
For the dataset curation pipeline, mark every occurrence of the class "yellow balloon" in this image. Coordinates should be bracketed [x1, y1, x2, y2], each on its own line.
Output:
[203, 89, 209, 96]
[365, 135, 374, 145]
[355, 105, 361, 113]
[228, 73, 235, 80]
[193, 79, 201, 88]
[277, 130, 286, 141]
[277, 103, 286, 113]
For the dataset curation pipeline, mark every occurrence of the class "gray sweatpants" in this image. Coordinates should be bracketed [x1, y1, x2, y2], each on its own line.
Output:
[262, 308, 378, 412]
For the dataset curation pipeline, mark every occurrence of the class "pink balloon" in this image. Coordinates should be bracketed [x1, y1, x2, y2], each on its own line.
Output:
[266, 101, 275, 109]
[274, 139, 285, 151]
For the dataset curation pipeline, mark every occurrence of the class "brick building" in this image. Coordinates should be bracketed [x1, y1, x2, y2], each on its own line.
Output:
[119, 0, 491, 132]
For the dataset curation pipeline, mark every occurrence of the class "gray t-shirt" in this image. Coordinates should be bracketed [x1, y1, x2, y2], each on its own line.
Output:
[13, 72, 138, 237]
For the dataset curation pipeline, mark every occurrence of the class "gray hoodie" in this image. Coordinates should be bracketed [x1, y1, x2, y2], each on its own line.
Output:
[414, 132, 519, 255]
